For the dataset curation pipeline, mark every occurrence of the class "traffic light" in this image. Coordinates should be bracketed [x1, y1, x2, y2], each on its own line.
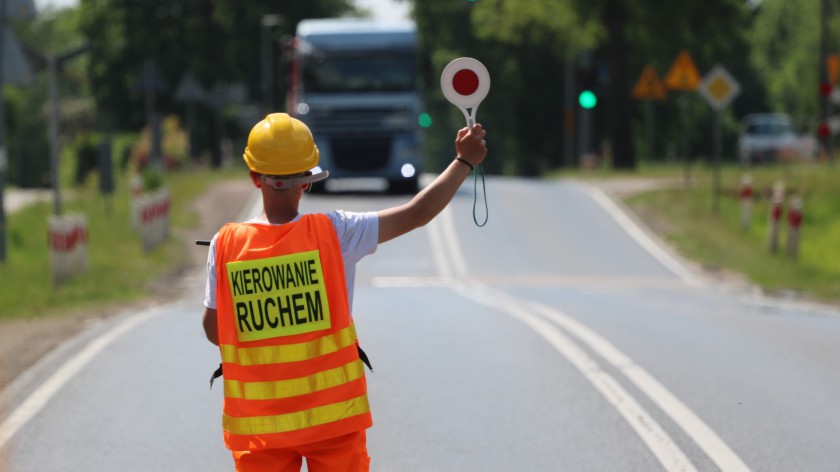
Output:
[578, 90, 597, 109]
[418, 113, 432, 128]
[577, 59, 606, 109]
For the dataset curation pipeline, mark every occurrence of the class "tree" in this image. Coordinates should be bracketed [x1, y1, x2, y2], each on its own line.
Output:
[6, 7, 89, 187]
[749, 0, 824, 130]
[77, 0, 353, 159]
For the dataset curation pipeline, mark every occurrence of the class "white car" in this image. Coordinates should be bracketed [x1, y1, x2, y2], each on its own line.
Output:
[738, 113, 801, 165]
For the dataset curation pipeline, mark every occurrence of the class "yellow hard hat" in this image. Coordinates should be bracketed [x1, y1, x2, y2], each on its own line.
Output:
[243, 113, 320, 175]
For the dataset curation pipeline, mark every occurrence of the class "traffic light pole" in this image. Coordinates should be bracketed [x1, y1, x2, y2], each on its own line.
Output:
[563, 56, 575, 168]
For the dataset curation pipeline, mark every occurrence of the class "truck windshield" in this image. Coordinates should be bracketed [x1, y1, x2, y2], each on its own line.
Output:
[302, 52, 416, 93]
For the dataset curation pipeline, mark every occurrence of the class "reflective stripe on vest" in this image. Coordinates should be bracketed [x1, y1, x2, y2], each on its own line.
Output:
[219, 325, 357, 366]
[215, 215, 371, 449]
[224, 359, 365, 400]
[223, 394, 370, 436]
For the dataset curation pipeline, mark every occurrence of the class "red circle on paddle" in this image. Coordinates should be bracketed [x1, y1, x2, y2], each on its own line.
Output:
[452, 69, 480, 96]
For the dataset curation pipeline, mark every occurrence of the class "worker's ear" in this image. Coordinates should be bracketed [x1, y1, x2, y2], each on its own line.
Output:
[302, 182, 311, 192]
[249, 171, 262, 188]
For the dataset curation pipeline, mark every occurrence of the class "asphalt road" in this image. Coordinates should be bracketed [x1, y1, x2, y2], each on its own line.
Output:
[2, 177, 839, 471]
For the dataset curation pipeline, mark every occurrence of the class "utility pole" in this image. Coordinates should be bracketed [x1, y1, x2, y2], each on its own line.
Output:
[44, 45, 89, 216]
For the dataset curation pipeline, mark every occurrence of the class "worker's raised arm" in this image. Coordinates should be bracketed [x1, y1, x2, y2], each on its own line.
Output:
[377, 124, 487, 244]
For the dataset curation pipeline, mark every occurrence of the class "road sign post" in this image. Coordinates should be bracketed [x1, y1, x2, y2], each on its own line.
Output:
[664, 51, 701, 189]
[632, 65, 668, 162]
[698, 64, 741, 213]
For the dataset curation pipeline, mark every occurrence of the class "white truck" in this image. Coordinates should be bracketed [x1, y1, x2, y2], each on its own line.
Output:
[286, 18, 423, 192]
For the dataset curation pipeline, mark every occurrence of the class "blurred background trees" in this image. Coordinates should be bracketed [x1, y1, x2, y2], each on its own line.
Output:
[5, 0, 833, 187]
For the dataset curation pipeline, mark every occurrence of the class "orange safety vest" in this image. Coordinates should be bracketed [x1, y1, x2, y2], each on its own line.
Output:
[214, 214, 372, 451]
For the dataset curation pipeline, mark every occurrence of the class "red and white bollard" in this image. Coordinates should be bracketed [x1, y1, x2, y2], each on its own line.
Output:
[138, 188, 171, 251]
[786, 195, 803, 258]
[48, 213, 89, 284]
[739, 174, 753, 230]
[767, 180, 784, 253]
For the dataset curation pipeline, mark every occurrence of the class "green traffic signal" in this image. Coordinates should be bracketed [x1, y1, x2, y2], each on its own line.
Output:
[418, 113, 433, 128]
[578, 90, 597, 109]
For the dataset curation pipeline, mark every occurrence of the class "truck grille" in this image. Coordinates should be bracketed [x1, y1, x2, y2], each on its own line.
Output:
[307, 107, 412, 134]
[331, 136, 391, 170]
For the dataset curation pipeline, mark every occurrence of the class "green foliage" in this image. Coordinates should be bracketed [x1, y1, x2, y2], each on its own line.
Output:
[748, 0, 828, 130]
[3, 0, 831, 181]
[626, 163, 840, 302]
[415, 0, 757, 174]
[471, 0, 600, 51]
[0, 166, 238, 321]
[77, 0, 353, 129]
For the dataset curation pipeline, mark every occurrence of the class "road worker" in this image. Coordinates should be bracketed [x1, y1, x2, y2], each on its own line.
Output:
[202, 112, 487, 472]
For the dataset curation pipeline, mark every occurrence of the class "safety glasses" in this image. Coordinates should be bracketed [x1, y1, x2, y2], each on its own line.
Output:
[259, 167, 330, 190]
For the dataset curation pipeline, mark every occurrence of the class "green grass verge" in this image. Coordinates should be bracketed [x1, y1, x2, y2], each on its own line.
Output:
[617, 163, 840, 304]
[0, 166, 241, 321]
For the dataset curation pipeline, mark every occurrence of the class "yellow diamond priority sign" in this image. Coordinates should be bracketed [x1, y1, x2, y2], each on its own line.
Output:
[698, 65, 741, 111]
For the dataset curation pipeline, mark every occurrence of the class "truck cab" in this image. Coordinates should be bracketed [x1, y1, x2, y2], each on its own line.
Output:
[287, 18, 423, 193]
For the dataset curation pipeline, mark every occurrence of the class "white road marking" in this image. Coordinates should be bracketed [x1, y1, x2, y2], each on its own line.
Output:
[527, 301, 751, 471]
[454, 281, 698, 472]
[580, 183, 701, 286]
[426, 204, 752, 472]
[0, 308, 164, 448]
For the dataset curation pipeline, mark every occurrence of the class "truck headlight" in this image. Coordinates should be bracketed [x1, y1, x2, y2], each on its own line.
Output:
[401, 164, 416, 178]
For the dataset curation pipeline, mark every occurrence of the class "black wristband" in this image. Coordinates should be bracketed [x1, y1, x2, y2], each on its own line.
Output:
[455, 157, 474, 171]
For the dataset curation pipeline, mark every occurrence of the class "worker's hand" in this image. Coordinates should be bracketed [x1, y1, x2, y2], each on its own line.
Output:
[455, 124, 488, 168]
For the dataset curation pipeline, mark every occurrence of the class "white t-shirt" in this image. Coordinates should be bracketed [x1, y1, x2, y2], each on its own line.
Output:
[204, 210, 379, 311]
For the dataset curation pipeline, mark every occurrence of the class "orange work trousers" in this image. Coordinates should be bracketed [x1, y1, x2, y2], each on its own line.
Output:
[232, 430, 370, 472]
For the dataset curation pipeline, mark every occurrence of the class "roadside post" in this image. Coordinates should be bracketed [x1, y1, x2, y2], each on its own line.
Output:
[47, 213, 88, 284]
[137, 187, 170, 252]
[697, 65, 741, 213]
[739, 174, 752, 230]
[767, 180, 785, 253]
[786, 195, 803, 258]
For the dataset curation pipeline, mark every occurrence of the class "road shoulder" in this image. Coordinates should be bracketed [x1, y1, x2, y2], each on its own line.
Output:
[0, 178, 254, 392]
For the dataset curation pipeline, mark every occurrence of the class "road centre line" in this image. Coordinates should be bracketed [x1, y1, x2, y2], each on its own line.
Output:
[0, 307, 164, 448]
[427, 204, 751, 472]
[453, 280, 698, 472]
[526, 300, 751, 472]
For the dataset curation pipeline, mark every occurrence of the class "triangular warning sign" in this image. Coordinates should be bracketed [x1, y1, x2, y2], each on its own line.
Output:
[632, 66, 668, 101]
[664, 51, 701, 91]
